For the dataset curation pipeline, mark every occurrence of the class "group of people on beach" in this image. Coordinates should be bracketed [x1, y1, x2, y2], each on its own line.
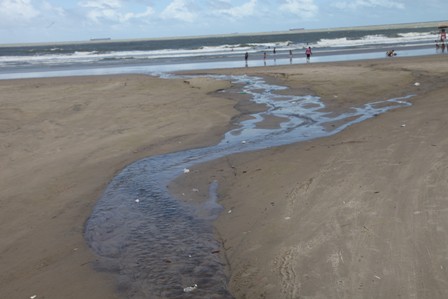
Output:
[244, 46, 313, 66]
[387, 28, 447, 57]
[245, 27, 448, 66]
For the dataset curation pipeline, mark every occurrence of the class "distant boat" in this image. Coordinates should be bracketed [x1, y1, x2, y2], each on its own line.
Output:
[90, 38, 111, 41]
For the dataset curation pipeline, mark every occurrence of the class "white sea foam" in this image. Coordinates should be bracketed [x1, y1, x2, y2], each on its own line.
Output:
[0, 30, 439, 68]
[314, 31, 436, 48]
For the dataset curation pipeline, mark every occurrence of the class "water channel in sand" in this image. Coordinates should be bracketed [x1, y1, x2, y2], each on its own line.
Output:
[84, 74, 413, 298]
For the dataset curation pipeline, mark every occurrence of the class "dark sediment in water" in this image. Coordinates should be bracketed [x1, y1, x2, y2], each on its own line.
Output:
[84, 74, 412, 298]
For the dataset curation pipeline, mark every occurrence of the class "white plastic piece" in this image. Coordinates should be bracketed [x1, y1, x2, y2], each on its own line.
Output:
[183, 284, 198, 293]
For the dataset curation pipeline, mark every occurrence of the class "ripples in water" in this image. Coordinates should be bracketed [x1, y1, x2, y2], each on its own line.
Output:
[84, 74, 413, 298]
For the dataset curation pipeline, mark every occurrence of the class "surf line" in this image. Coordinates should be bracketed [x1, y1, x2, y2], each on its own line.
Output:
[84, 74, 413, 298]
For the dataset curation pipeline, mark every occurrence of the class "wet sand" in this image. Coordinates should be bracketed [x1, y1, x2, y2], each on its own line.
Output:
[1, 55, 448, 298]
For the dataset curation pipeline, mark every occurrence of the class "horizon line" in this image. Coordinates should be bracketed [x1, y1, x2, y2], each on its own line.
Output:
[1, 19, 447, 48]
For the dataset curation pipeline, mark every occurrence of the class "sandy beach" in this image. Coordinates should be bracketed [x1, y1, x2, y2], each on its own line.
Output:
[2, 55, 448, 298]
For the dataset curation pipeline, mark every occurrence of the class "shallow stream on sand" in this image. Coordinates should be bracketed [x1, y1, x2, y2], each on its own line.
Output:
[84, 74, 412, 298]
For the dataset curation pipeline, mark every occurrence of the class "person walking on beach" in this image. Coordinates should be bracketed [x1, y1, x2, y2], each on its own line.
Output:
[440, 28, 446, 43]
[245, 52, 249, 67]
[305, 47, 312, 62]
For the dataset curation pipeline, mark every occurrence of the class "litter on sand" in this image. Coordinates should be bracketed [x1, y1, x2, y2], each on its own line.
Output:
[30, 296, 37, 299]
[183, 284, 198, 293]
[414, 82, 420, 86]
[183, 168, 190, 173]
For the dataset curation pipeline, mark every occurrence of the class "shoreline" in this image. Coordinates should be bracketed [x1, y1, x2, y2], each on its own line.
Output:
[1, 55, 448, 298]
[0, 45, 442, 81]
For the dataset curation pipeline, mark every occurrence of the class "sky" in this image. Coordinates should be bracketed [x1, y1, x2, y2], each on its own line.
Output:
[0, 0, 446, 44]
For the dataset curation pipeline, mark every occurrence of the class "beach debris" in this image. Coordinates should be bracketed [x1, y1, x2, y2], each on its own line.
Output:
[241, 140, 247, 144]
[374, 275, 381, 280]
[414, 82, 420, 86]
[228, 209, 232, 214]
[284, 217, 291, 220]
[183, 284, 198, 293]
[30, 296, 37, 299]
[192, 188, 199, 192]
[135, 198, 140, 203]
[401, 124, 406, 127]
[211, 250, 220, 254]
[183, 168, 190, 174]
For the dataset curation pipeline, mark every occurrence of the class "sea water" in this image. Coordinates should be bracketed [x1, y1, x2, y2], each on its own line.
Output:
[0, 25, 445, 80]
[84, 74, 413, 298]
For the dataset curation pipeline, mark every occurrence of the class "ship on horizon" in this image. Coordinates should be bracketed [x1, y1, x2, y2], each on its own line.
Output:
[90, 37, 111, 41]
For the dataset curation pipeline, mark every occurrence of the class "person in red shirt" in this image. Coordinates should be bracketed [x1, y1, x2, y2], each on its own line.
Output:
[440, 28, 446, 43]
[305, 47, 312, 62]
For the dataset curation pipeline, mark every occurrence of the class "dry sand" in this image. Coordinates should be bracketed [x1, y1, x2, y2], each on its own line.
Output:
[0, 75, 234, 298]
[1, 55, 448, 298]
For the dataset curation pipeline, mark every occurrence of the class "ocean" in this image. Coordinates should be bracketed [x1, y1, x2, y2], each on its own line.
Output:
[0, 23, 445, 79]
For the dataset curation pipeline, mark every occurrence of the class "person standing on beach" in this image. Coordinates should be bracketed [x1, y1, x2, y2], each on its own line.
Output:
[440, 28, 446, 43]
[245, 52, 249, 67]
[305, 47, 312, 62]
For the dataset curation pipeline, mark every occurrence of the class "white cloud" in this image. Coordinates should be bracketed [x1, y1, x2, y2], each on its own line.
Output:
[0, 0, 39, 22]
[333, 0, 405, 10]
[211, 0, 257, 19]
[160, 0, 196, 22]
[207, 0, 232, 10]
[79, 0, 121, 10]
[117, 7, 153, 23]
[78, 0, 154, 23]
[279, 0, 318, 18]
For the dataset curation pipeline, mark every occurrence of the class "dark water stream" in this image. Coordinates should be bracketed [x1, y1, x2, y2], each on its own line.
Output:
[84, 74, 412, 298]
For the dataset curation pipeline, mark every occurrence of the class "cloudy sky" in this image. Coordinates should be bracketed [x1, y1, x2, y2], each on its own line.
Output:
[0, 0, 446, 44]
